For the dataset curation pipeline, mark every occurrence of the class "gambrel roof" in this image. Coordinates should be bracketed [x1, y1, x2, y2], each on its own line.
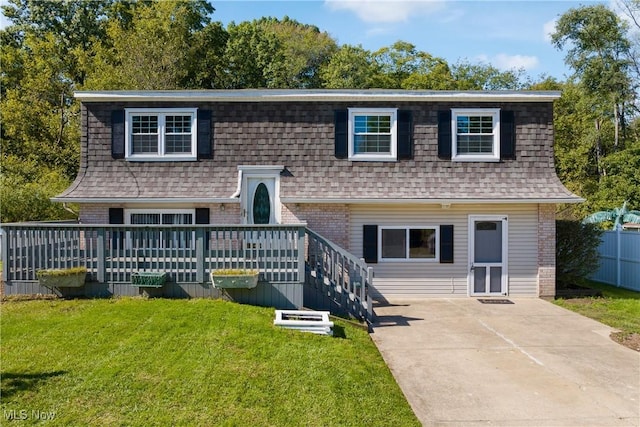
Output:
[55, 90, 581, 204]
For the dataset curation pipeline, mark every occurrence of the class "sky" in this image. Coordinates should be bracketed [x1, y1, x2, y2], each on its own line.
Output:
[0, 0, 612, 80]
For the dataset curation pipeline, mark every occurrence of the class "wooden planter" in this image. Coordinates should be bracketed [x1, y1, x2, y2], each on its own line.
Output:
[37, 267, 87, 289]
[210, 270, 259, 289]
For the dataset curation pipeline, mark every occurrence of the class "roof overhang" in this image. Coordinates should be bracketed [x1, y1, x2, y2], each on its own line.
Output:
[51, 197, 240, 204]
[280, 197, 584, 204]
[74, 90, 562, 103]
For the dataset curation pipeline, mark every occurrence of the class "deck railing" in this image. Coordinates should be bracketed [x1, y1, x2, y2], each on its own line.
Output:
[1, 222, 374, 323]
[1, 223, 306, 285]
[305, 229, 374, 323]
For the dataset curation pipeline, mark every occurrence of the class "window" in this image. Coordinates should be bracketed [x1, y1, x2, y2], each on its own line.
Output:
[125, 108, 197, 161]
[125, 209, 195, 249]
[348, 108, 397, 161]
[379, 226, 439, 261]
[452, 108, 500, 161]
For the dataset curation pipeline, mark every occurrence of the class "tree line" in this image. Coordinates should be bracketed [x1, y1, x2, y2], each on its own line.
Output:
[1, 0, 638, 222]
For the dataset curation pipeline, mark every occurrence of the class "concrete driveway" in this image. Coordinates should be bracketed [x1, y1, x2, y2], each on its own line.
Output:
[371, 298, 640, 426]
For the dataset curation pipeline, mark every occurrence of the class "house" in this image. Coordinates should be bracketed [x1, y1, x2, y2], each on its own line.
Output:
[51, 89, 581, 300]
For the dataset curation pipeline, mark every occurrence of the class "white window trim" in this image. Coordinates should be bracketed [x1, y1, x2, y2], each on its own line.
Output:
[378, 225, 439, 263]
[451, 108, 500, 162]
[348, 108, 398, 161]
[124, 208, 196, 250]
[125, 108, 198, 161]
[124, 208, 196, 224]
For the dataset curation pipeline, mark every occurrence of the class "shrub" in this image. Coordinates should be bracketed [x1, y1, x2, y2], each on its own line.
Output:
[556, 220, 603, 287]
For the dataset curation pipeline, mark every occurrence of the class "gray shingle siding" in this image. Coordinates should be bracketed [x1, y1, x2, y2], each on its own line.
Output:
[58, 100, 575, 201]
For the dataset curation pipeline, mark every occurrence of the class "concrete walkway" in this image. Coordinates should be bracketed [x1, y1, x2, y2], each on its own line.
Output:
[371, 298, 640, 426]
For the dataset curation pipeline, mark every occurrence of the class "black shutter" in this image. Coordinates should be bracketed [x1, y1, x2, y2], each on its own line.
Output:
[197, 110, 212, 159]
[440, 224, 454, 264]
[111, 110, 125, 159]
[437, 110, 452, 160]
[363, 225, 378, 264]
[397, 110, 413, 160]
[195, 208, 210, 224]
[334, 110, 348, 159]
[109, 208, 124, 224]
[108, 207, 125, 250]
[195, 208, 210, 250]
[500, 110, 515, 160]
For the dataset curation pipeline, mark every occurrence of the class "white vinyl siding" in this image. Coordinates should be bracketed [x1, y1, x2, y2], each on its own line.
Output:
[349, 203, 539, 298]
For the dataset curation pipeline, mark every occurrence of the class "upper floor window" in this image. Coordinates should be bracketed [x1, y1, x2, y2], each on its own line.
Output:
[125, 108, 197, 161]
[348, 108, 398, 161]
[451, 108, 500, 162]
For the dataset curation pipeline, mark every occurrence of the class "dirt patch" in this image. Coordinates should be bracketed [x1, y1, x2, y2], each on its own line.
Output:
[611, 332, 640, 352]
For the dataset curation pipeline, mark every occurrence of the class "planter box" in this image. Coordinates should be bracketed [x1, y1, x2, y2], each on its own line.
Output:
[37, 268, 86, 289]
[131, 272, 166, 288]
[211, 270, 259, 289]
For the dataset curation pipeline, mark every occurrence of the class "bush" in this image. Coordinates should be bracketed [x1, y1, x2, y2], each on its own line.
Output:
[556, 220, 603, 287]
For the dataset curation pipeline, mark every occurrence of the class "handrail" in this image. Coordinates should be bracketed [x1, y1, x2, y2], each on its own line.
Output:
[305, 228, 374, 323]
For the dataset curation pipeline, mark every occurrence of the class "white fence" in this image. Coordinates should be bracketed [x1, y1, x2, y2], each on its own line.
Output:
[590, 230, 640, 292]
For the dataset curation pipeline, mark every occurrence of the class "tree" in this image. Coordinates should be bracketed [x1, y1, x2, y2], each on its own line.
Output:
[556, 220, 603, 286]
[222, 17, 337, 89]
[370, 41, 455, 89]
[552, 5, 632, 150]
[450, 60, 528, 90]
[84, 0, 215, 90]
[320, 44, 376, 88]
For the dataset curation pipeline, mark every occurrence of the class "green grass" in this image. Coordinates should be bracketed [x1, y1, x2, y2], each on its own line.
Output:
[1, 298, 419, 426]
[554, 280, 640, 335]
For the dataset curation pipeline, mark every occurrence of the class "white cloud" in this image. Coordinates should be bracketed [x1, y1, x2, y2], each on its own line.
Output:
[494, 54, 540, 71]
[475, 53, 540, 71]
[543, 18, 557, 42]
[324, 0, 444, 23]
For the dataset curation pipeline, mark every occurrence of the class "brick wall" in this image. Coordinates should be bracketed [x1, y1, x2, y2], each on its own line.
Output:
[538, 204, 556, 297]
[78, 203, 241, 224]
[282, 203, 349, 248]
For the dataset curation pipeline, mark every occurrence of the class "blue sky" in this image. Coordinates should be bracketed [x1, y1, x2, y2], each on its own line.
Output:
[0, 0, 608, 80]
[212, 0, 607, 80]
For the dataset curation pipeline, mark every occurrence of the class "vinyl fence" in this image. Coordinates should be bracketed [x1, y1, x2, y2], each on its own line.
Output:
[590, 229, 640, 292]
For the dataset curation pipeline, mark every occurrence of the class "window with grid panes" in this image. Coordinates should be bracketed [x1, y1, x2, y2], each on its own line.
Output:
[125, 108, 197, 160]
[348, 108, 397, 161]
[451, 109, 500, 161]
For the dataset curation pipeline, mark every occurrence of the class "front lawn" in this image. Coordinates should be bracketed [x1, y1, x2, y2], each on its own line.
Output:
[554, 280, 640, 351]
[1, 298, 419, 426]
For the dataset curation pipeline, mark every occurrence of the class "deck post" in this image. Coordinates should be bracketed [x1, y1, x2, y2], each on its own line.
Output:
[96, 228, 106, 283]
[196, 228, 205, 283]
[1, 228, 9, 282]
[366, 266, 374, 319]
[297, 226, 306, 283]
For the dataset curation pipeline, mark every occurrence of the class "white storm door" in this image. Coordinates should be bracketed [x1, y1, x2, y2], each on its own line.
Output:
[468, 216, 508, 296]
[242, 177, 278, 225]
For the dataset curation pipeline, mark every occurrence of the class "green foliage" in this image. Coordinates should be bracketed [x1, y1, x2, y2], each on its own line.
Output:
[0, 156, 77, 222]
[222, 17, 337, 89]
[451, 60, 528, 90]
[36, 266, 87, 278]
[212, 269, 259, 276]
[556, 220, 604, 286]
[0, 299, 420, 426]
[320, 44, 376, 88]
